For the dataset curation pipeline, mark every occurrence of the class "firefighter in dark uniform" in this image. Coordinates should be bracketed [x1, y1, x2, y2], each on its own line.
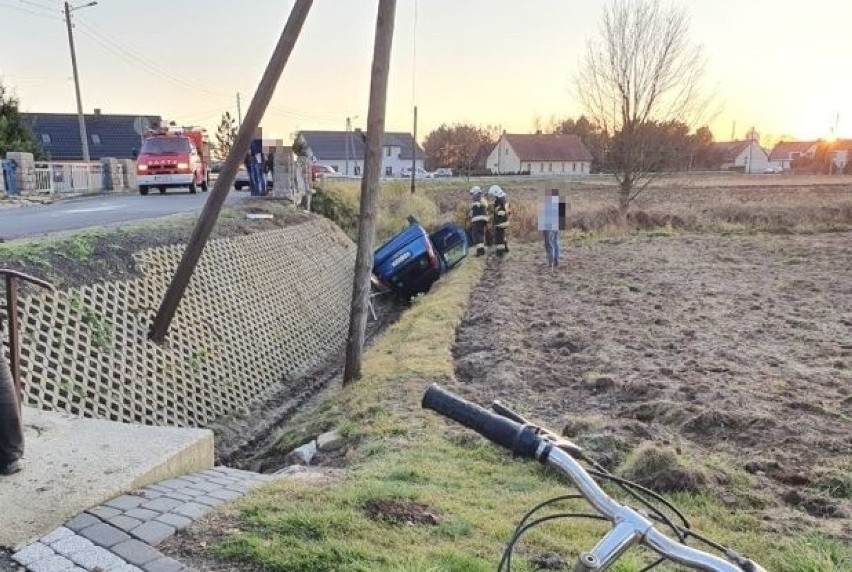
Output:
[489, 185, 510, 255]
[468, 186, 489, 257]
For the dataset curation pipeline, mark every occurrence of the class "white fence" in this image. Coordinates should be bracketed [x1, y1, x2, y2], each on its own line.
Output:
[33, 162, 123, 195]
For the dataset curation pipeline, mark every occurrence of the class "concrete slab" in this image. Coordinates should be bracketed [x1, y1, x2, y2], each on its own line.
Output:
[0, 408, 213, 549]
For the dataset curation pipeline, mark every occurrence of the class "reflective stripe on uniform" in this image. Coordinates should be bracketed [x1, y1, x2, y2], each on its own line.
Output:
[496, 209, 506, 216]
[497, 222, 509, 228]
[471, 215, 489, 223]
[474, 243, 485, 249]
[496, 244, 507, 251]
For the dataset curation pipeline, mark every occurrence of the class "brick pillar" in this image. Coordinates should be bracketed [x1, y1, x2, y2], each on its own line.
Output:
[119, 159, 137, 190]
[272, 152, 293, 199]
[6, 152, 36, 195]
[100, 158, 122, 191]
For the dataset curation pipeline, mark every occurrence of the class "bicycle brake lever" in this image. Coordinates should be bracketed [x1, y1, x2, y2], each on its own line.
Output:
[491, 401, 527, 424]
[491, 402, 585, 458]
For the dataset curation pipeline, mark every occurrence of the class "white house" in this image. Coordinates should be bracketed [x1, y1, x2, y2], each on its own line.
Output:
[487, 133, 593, 176]
[712, 140, 770, 173]
[767, 141, 818, 171]
[298, 130, 425, 177]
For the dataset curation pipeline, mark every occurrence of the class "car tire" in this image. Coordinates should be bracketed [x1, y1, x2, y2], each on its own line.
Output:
[159, 187, 167, 195]
[201, 176, 209, 192]
[189, 179, 198, 194]
[139, 185, 149, 196]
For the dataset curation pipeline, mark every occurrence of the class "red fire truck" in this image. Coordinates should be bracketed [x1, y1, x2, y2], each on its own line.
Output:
[136, 125, 210, 195]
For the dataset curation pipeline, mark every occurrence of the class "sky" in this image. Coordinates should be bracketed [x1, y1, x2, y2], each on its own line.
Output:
[0, 0, 850, 145]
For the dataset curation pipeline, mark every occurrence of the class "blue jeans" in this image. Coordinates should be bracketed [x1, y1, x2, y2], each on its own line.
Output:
[249, 162, 264, 195]
[542, 230, 560, 266]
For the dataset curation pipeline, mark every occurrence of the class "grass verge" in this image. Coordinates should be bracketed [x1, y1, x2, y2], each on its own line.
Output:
[183, 256, 849, 572]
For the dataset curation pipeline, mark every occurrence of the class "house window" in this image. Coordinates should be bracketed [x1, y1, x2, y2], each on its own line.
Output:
[331, 165, 339, 172]
[505, 148, 509, 155]
[385, 166, 392, 176]
[385, 147, 391, 157]
[539, 163, 544, 172]
[572, 162, 577, 172]
[41, 133, 51, 144]
[91, 134, 101, 145]
[354, 165, 361, 176]
[548, 162, 552, 172]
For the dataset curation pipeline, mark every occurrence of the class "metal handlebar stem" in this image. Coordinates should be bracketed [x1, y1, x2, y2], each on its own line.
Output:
[543, 446, 747, 572]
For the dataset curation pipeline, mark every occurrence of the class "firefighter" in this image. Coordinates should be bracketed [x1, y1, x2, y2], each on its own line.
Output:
[489, 185, 510, 256]
[468, 186, 489, 257]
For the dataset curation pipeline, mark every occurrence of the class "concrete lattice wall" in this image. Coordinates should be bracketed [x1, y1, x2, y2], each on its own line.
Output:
[8, 218, 355, 427]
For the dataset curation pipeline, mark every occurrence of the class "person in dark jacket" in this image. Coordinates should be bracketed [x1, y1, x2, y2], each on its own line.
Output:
[467, 186, 489, 257]
[488, 185, 510, 256]
[0, 347, 23, 476]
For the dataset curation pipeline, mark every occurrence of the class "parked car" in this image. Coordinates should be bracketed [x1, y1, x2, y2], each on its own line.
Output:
[762, 167, 781, 174]
[234, 166, 272, 191]
[311, 163, 339, 181]
[433, 168, 453, 178]
[373, 216, 468, 300]
[400, 166, 432, 179]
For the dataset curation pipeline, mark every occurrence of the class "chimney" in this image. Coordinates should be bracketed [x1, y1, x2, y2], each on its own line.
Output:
[94, 108, 102, 115]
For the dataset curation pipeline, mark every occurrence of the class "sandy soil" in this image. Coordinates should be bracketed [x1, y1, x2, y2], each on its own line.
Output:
[452, 232, 851, 538]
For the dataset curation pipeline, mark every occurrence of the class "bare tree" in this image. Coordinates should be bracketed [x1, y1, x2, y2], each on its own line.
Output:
[576, 0, 711, 210]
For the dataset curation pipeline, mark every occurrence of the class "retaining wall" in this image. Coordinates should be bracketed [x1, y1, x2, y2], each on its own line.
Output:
[5, 217, 355, 427]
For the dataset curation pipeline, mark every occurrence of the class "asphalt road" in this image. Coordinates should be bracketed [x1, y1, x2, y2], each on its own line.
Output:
[0, 190, 248, 239]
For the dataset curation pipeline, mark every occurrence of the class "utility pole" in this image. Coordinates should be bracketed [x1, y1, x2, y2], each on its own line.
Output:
[236, 92, 243, 128]
[345, 116, 351, 176]
[64, 1, 95, 163]
[410, 105, 417, 194]
[149, 0, 314, 343]
[343, 0, 397, 385]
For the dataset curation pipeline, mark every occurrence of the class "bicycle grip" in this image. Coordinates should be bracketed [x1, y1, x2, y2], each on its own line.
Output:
[422, 384, 542, 459]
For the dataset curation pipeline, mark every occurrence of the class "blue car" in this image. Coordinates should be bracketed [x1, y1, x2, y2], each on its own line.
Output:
[373, 216, 468, 299]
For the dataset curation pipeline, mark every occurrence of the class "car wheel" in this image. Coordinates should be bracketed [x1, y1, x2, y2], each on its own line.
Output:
[159, 187, 167, 195]
[235, 183, 243, 190]
[139, 185, 149, 196]
[189, 179, 198, 194]
[201, 176, 209, 192]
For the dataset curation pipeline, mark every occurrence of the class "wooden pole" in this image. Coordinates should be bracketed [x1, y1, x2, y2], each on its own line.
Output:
[410, 105, 417, 194]
[343, 0, 397, 384]
[149, 0, 313, 343]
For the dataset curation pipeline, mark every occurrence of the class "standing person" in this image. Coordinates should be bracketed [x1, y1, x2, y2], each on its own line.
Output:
[538, 188, 563, 269]
[488, 185, 510, 256]
[0, 344, 23, 476]
[248, 136, 265, 196]
[468, 186, 489, 257]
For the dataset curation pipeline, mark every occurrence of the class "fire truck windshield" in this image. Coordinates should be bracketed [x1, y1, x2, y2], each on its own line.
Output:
[141, 137, 192, 155]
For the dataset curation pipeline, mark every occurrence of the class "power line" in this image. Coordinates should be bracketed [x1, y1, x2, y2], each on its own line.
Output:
[18, 0, 57, 13]
[0, 1, 61, 20]
[74, 17, 231, 99]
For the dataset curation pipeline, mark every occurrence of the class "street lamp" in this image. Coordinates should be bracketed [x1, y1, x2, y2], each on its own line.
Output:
[64, 1, 98, 163]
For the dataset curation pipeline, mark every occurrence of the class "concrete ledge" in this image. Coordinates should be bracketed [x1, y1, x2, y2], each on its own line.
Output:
[0, 408, 213, 549]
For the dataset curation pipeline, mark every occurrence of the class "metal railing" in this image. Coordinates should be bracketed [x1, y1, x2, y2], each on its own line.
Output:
[33, 162, 106, 195]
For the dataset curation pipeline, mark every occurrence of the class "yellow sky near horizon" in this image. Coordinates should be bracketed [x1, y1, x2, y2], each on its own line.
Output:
[0, 0, 850, 144]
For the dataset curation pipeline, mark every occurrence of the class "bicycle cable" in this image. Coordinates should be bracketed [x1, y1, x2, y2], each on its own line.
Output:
[498, 512, 609, 572]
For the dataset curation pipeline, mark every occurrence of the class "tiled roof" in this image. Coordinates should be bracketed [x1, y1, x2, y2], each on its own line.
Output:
[21, 113, 162, 161]
[712, 140, 754, 162]
[300, 130, 426, 161]
[768, 140, 818, 161]
[504, 133, 593, 162]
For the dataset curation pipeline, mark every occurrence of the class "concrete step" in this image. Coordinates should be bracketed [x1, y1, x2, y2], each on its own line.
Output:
[0, 408, 213, 550]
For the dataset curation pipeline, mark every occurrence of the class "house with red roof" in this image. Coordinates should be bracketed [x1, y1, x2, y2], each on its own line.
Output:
[768, 141, 818, 171]
[487, 133, 593, 176]
[712, 139, 770, 173]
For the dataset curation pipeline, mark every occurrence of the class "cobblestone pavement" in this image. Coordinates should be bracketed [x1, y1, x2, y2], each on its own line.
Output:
[12, 467, 274, 572]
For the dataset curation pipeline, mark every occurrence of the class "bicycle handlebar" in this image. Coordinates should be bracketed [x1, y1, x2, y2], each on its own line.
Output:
[422, 384, 768, 572]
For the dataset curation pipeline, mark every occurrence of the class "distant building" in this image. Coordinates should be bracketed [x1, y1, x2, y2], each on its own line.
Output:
[828, 140, 852, 172]
[711, 140, 770, 173]
[297, 130, 425, 177]
[767, 141, 818, 171]
[21, 110, 162, 161]
[487, 133, 593, 176]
